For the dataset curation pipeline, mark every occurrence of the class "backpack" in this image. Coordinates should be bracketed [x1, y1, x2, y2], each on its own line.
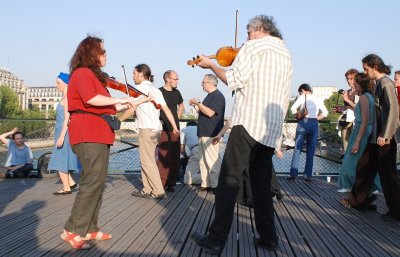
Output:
[37, 152, 57, 178]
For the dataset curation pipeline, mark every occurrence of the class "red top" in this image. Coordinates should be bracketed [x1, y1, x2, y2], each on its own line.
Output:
[67, 67, 117, 145]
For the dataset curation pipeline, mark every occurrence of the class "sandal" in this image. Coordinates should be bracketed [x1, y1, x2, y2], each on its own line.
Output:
[61, 230, 91, 249]
[83, 231, 112, 241]
[341, 198, 351, 208]
[53, 189, 72, 195]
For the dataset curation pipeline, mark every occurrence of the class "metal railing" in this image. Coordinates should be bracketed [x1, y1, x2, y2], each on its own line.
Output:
[0, 118, 345, 175]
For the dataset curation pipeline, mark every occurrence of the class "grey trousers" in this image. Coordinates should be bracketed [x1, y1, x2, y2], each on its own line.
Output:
[64, 143, 110, 236]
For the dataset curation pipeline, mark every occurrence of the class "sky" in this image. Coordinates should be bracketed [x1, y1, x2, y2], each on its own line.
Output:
[1, 0, 399, 114]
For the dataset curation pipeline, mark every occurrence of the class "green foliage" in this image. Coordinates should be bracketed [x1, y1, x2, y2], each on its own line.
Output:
[47, 109, 56, 119]
[0, 85, 52, 139]
[285, 99, 295, 120]
[0, 85, 21, 118]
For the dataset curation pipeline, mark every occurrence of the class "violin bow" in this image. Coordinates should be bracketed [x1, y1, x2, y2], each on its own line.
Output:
[235, 9, 239, 48]
[121, 65, 150, 98]
[121, 65, 131, 95]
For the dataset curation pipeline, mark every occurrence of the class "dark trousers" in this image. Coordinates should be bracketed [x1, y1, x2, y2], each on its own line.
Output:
[7, 164, 33, 178]
[237, 165, 282, 206]
[157, 131, 180, 187]
[208, 125, 276, 245]
[64, 143, 110, 236]
[351, 140, 400, 217]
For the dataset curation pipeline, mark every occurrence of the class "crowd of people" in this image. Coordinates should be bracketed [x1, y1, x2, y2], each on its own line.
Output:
[0, 14, 400, 253]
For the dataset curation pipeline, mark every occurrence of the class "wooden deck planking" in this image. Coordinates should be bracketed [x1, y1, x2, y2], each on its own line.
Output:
[0, 175, 399, 257]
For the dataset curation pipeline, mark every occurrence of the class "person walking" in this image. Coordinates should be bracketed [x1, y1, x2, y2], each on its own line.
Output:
[337, 73, 381, 193]
[342, 54, 400, 220]
[287, 83, 328, 182]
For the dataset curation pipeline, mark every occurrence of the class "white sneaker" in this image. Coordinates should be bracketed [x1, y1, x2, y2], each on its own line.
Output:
[337, 188, 351, 193]
[372, 190, 379, 194]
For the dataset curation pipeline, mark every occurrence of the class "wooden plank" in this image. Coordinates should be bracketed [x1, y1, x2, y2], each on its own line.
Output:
[237, 204, 259, 257]
[0, 175, 399, 257]
[179, 191, 215, 257]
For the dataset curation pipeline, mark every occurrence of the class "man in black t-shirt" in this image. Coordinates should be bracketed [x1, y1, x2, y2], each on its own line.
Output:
[189, 74, 225, 190]
[157, 70, 184, 192]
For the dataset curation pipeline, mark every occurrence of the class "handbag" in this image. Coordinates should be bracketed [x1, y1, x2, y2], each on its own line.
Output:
[295, 95, 308, 121]
[72, 110, 121, 130]
[338, 113, 352, 129]
[101, 115, 121, 130]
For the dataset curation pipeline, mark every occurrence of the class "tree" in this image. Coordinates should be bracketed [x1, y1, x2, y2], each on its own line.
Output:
[0, 85, 21, 118]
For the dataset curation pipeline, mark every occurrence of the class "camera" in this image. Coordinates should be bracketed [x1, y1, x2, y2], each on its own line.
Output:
[338, 89, 345, 94]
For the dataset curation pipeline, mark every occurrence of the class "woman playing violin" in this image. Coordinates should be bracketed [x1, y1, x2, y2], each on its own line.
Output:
[61, 36, 148, 250]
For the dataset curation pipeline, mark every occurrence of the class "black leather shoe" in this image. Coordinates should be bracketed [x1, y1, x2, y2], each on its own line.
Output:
[253, 237, 279, 251]
[286, 176, 296, 181]
[190, 232, 223, 255]
[165, 186, 175, 193]
[70, 184, 78, 190]
[381, 211, 400, 221]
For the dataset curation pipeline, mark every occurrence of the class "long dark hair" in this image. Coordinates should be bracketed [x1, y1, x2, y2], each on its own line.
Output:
[69, 36, 107, 85]
[135, 64, 154, 82]
[362, 54, 392, 75]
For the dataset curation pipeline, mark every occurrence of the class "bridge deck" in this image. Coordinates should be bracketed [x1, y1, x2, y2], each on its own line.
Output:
[0, 175, 399, 257]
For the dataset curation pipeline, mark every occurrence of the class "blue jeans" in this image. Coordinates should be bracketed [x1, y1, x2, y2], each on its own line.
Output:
[290, 118, 318, 178]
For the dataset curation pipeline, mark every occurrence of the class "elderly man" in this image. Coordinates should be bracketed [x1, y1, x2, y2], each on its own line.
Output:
[190, 15, 292, 254]
[189, 74, 225, 192]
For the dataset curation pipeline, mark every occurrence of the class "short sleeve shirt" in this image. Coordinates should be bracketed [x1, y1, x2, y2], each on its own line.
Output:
[159, 87, 183, 131]
[135, 81, 167, 130]
[5, 140, 33, 166]
[67, 67, 117, 145]
[197, 89, 225, 137]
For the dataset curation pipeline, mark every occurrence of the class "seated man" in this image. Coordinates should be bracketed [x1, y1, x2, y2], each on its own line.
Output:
[0, 127, 33, 178]
[180, 121, 201, 185]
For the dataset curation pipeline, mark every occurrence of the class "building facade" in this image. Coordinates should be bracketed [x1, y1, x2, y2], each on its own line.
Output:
[27, 87, 62, 111]
[0, 68, 29, 109]
[0, 68, 61, 112]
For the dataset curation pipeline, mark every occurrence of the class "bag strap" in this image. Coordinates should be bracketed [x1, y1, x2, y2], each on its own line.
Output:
[304, 95, 308, 111]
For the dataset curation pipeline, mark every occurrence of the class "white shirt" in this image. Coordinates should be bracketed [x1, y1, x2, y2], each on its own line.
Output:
[134, 80, 166, 130]
[226, 36, 293, 148]
[290, 93, 328, 118]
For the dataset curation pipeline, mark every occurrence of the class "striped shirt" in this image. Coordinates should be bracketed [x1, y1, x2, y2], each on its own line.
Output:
[226, 36, 293, 148]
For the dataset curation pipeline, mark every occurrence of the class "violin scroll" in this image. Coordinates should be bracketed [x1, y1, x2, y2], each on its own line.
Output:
[187, 56, 201, 68]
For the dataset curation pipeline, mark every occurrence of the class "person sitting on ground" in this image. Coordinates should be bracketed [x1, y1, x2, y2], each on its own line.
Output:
[0, 127, 34, 178]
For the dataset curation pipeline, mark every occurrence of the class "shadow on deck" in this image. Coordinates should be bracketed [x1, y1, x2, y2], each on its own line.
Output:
[0, 175, 399, 257]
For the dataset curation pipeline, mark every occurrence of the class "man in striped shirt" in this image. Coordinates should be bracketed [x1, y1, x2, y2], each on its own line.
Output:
[191, 15, 293, 254]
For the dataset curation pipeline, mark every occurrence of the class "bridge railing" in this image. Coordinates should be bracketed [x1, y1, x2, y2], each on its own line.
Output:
[0, 118, 347, 176]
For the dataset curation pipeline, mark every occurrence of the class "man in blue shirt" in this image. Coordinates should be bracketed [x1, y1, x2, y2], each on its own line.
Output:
[0, 127, 33, 178]
[189, 74, 225, 191]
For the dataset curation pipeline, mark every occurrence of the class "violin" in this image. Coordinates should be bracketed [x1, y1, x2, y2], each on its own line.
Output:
[187, 46, 240, 67]
[106, 76, 161, 109]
